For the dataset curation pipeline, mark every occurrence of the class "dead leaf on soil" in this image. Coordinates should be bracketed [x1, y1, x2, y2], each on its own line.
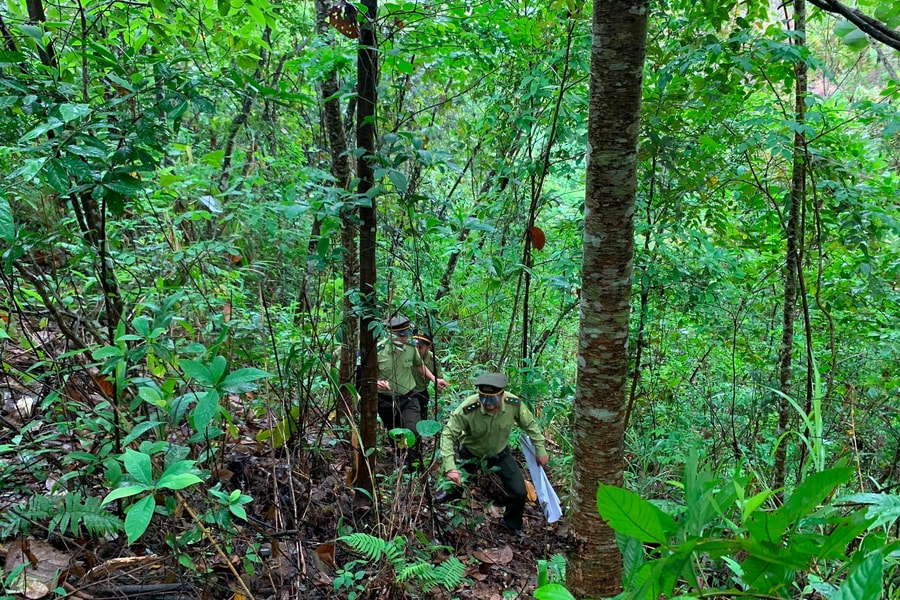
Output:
[314, 543, 335, 567]
[472, 546, 513, 566]
[4, 539, 70, 598]
[83, 554, 162, 581]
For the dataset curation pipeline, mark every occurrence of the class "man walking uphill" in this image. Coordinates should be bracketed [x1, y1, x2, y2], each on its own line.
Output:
[436, 373, 549, 533]
[377, 316, 448, 435]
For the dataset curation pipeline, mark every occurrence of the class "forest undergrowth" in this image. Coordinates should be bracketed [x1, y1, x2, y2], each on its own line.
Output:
[0, 320, 568, 600]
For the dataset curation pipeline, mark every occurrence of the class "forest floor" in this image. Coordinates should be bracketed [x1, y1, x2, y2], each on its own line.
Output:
[0, 340, 569, 600]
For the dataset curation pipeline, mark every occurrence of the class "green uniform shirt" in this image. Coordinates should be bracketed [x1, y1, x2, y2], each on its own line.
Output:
[377, 340, 423, 396]
[413, 350, 441, 393]
[440, 392, 548, 472]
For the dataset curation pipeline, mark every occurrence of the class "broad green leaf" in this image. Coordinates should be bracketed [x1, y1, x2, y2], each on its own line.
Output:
[388, 427, 416, 448]
[816, 510, 875, 560]
[246, 1, 266, 26]
[209, 355, 227, 385]
[92, 345, 123, 359]
[58, 103, 92, 122]
[101, 485, 146, 505]
[192, 389, 220, 431]
[180, 359, 213, 385]
[44, 159, 69, 193]
[156, 472, 202, 491]
[833, 20, 855, 37]
[8, 157, 47, 182]
[388, 169, 408, 192]
[533, 583, 575, 600]
[0, 194, 13, 242]
[19, 118, 62, 143]
[17, 24, 43, 42]
[123, 420, 164, 446]
[770, 467, 854, 536]
[415, 419, 442, 437]
[125, 495, 156, 545]
[218, 0, 231, 16]
[831, 551, 882, 600]
[122, 448, 153, 486]
[229, 504, 248, 520]
[220, 368, 271, 393]
[842, 29, 869, 49]
[596, 483, 676, 545]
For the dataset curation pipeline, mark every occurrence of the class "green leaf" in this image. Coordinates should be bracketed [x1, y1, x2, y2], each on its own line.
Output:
[17, 24, 44, 42]
[833, 19, 856, 38]
[92, 346, 124, 359]
[596, 483, 677, 544]
[58, 103, 92, 122]
[533, 583, 575, 600]
[220, 368, 271, 393]
[19, 118, 63, 143]
[388, 427, 416, 448]
[0, 193, 13, 242]
[156, 472, 202, 491]
[44, 159, 69, 193]
[8, 157, 47, 182]
[229, 504, 248, 520]
[124, 495, 156, 545]
[101, 485, 146, 505]
[388, 169, 408, 192]
[123, 420, 164, 446]
[246, 1, 266, 26]
[831, 551, 882, 600]
[122, 448, 153, 486]
[181, 359, 213, 385]
[209, 355, 227, 384]
[416, 419, 442, 437]
[192, 389, 220, 431]
[842, 29, 869, 50]
[218, 0, 231, 16]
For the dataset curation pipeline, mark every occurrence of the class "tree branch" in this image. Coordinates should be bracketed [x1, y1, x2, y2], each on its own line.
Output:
[808, 0, 900, 52]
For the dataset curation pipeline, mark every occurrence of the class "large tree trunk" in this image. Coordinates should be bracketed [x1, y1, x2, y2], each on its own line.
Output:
[356, 0, 379, 501]
[567, 1, 648, 598]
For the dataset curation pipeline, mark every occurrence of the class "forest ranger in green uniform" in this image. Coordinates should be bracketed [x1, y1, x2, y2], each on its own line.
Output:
[411, 332, 442, 420]
[377, 316, 448, 436]
[436, 373, 549, 533]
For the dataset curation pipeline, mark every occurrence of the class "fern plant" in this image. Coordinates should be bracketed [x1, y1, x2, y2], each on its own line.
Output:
[338, 532, 466, 593]
[0, 492, 122, 539]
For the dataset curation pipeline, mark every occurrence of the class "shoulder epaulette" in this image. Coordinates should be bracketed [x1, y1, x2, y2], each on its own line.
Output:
[504, 395, 520, 405]
[463, 402, 480, 414]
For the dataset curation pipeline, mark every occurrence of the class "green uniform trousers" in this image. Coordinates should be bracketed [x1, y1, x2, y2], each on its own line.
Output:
[442, 445, 527, 530]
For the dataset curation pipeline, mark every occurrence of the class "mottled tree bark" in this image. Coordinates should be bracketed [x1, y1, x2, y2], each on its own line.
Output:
[568, 1, 648, 598]
[356, 0, 379, 501]
[775, 0, 808, 493]
[313, 0, 359, 453]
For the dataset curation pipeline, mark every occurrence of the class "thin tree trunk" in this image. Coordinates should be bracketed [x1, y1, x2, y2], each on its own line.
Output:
[774, 0, 806, 497]
[568, 1, 648, 598]
[314, 0, 358, 452]
[356, 0, 379, 502]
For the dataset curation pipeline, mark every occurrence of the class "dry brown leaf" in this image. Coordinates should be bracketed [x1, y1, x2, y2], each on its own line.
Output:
[83, 555, 162, 581]
[528, 226, 546, 250]
[4, 539, 69, 597]
[314, 543, 335, 568]
[525, 479, 537, 502]
[328, 1, 358, 39]
[472, 546, 513, 566]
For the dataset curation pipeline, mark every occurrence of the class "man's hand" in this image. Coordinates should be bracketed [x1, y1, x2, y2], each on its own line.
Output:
[377, 380, 391, 392]
[537, 454, 549, 467]
[435, 377, 449, 390]
[446, 469, 461, 485]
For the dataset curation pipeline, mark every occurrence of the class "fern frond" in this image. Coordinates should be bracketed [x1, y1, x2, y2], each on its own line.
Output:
[339, 532, 389, 562]
[397, 561, 432, 583]
[414, 556, 466, 592]
[47, 492, 122, 538]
